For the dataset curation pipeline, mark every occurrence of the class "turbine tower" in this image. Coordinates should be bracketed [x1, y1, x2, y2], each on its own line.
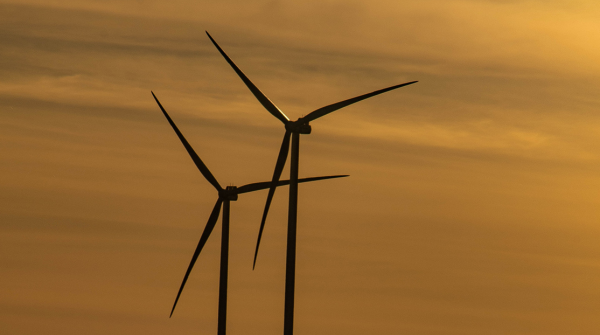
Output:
[206, 32, 417, 335]
[152, 92, 348, 335]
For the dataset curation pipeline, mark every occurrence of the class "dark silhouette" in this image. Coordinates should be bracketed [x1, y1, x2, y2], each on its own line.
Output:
[151, 92, 348, 335]
[206, 31, 417, 335]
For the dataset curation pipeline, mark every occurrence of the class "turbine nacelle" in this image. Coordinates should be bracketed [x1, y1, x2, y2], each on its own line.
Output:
[219, 186, 239, 201]
[285, 119, 311, 134]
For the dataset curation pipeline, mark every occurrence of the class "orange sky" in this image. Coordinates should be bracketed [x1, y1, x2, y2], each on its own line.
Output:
[2, 1, 600, 334]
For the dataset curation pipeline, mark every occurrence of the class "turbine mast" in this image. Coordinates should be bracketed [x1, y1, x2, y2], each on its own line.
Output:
[284, 132, 300, 335]
[218, 199, 230, 335]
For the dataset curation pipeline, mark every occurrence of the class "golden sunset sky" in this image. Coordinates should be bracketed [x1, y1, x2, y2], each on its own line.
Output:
[2, 1, 600, 334]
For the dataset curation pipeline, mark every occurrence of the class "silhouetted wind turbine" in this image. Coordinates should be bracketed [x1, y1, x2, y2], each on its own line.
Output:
[151, 92, 348, 335]
[206, 31, 417, 335]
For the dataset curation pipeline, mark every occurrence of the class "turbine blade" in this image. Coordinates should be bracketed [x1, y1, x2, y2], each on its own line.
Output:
[253, 130, 291, 269]
[170, 198, 223, 317]
[303, 81, 418, 123]
[297, 174, 349, 184]
[205, 31, 289, 124]
[151, 92, 222, 192]
[236, 175, 349, 194]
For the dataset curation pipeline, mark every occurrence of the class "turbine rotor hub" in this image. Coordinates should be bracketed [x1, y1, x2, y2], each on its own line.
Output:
[219, 186, 238, 201]
[286, 119, 312, 134]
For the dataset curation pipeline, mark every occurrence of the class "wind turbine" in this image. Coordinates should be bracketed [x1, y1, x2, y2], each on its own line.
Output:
[205, 31, 417, 335]
[151, 92, 348, 335]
